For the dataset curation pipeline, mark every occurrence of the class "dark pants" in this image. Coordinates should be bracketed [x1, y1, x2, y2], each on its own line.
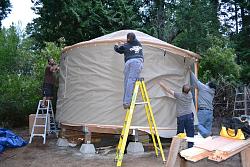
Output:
[177, 113, 194, 148]
[42, 83, 54, 97]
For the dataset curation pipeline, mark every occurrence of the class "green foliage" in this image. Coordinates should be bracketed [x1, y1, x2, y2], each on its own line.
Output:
[0, 0, 12, 27]
[0, 27, 20, 73]
[27, 0, 143, 47]
[0, 74, 41, 127]
[173, 0, 220, 53]
[0, 26, 64, 128]
[199, 36, 240, 83]
[220, 0, 250, 83]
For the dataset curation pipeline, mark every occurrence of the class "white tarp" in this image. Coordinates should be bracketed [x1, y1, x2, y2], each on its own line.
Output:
[56, 30, 199, 137]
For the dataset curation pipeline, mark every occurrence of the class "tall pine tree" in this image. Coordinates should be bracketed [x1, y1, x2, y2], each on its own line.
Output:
[27, 0, 143, 47]
[0, 0, 12, 27]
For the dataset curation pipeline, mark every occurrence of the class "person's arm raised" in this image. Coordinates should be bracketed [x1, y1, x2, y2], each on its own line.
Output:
[114, 42, 125, 54]
[159, 82, 174, 96]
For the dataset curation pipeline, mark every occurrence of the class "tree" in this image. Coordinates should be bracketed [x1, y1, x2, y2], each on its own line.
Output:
[0, 25, 65, 127]
[219, 0, 250, 83]
[199, 36, 240, 83]
[173, 0, 221, 54]
[0, 0, 11, 27]
[27, 0, 143, 47]
[0, 27, 20, 73]
[140, 0, 182, 42]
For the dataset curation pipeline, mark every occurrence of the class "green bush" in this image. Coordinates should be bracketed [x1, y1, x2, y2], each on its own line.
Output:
[0, 74, 41, 127]
[0, 26, 64, 128]
[199, 36, 240, 83]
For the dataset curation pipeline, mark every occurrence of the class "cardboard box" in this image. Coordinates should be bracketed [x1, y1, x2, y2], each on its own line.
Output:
[29, 114, 50, 135]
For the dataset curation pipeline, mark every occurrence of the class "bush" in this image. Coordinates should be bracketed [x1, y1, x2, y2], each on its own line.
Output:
[0, 74, 41, 127]
[199, 36, 240, 83]
[0, 26, 64, 128]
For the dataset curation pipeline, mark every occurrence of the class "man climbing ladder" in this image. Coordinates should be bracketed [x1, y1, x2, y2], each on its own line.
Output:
[115, 78, 166, 167]
[114, 32, 144, 109]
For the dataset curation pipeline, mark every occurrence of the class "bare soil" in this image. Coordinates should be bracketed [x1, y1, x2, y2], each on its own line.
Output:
[0, 127, 243, 167]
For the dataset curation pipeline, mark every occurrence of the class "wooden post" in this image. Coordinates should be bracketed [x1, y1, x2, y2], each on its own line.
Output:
[194, 59, 199, 112]
[244, 86, 247, 115]
[134, 128, 139, 142]
[166, 136, 185, 167]
[241, 147, 250, 167]
[83, 125, 91, 144]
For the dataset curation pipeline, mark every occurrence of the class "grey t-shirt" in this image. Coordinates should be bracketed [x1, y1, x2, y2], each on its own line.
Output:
[174, 92, 193, 117]
[190, 72, 215, 110]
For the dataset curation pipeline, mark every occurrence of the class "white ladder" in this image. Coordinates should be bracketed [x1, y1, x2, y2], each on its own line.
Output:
[29, 100, 57, 144]
[233, 85, 250, 117]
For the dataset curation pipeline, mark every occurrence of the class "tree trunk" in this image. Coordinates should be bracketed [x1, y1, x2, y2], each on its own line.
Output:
[234, 1, 239, 34]
[156, 0, 165, 41]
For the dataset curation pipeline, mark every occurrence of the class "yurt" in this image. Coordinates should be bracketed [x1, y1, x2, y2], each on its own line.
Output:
[56, 30, 200, 137]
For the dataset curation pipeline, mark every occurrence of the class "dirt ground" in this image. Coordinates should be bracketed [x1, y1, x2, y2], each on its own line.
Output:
[0, 127, 243, 167]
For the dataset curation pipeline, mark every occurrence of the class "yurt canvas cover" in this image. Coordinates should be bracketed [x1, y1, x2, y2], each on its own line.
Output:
[56, 30, 200, 136]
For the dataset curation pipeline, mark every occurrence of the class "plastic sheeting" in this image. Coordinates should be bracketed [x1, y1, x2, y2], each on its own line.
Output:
[0, 128, 27, 153]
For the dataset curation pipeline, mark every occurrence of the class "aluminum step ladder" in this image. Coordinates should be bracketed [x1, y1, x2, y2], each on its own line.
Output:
[115, 78, 166, 167]
[233, 85, 250, 117]
[29, 100, 57, 144]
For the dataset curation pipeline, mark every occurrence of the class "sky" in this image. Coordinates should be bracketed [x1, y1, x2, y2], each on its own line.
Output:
[2, 0, 39, 30]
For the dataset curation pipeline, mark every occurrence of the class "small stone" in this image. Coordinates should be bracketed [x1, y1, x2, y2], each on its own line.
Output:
[57, 138, 69, 147]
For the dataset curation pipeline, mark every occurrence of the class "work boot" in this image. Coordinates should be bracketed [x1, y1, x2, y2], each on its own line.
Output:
[123, 104, 130, 109]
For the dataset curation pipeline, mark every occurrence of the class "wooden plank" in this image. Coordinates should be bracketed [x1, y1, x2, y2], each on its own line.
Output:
[88, 126, 123, 134]
[241, 146, 250, 167]
[174, 154, 186, 167]
[165, 136, 184, 167]
[180, 147, 212, 162]
[209, 143, 250, 162]
[194, 59, 199, 112]
[194, 136, 250, 152]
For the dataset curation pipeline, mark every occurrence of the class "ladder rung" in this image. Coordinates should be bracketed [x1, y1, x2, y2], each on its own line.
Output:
[36, 116, 47, 119]
[234, 109, 245, 111]
[32, 134, 45, 137]
[235, 101, 245, 103]
[39, 106, 49, 109]
[135, 102, 149, 105]
[34, 125, 46, 127]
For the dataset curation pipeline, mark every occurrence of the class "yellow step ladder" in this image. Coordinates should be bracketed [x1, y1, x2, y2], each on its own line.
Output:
[115, 78, 166, 167]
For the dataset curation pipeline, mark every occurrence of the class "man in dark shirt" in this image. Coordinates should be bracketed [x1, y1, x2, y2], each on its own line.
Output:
[159, 82, 194, 148]
[114, 33, 144, 109]
[41, 58, 59, 107]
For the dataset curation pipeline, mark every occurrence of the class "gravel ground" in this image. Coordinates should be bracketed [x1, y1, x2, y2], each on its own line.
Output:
[0, 126, 243, 167]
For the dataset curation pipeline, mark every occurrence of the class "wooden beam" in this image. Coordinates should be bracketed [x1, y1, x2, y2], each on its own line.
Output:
[241, 146, 250, 167]
[180, 147, 212, 162]
[84, 126, 91, 144]
[194, 59, 199, 112]
[166, 136, 184, 167]
[209, 143, 250, 162]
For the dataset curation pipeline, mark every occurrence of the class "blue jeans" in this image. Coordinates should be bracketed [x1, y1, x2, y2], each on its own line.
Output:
[197, 109, 213, 138]
[177, 113, 194, 148]
[123, 58, 143, 105]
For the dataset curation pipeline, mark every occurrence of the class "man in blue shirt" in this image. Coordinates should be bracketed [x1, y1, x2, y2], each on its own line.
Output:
[190, 71, 216, 138]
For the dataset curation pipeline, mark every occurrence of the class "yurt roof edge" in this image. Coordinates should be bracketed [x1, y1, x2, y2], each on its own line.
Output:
[62, 30, 200, 59]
